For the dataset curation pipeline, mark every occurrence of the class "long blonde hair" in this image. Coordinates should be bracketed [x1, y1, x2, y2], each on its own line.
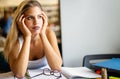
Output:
[4, 0, 43, 61]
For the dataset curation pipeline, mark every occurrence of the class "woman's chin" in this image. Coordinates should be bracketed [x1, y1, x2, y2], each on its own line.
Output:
[32, 31, 40, 35]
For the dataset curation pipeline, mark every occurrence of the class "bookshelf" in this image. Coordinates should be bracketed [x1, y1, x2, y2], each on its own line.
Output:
[42, 3, 61, 44]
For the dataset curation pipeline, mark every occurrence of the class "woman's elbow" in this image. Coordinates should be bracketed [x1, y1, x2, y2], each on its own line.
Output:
[55, 60, 63, 70]
[51, 63, 62, 71]
[56, 65, 62, 71]
[14, 72, 26, 78]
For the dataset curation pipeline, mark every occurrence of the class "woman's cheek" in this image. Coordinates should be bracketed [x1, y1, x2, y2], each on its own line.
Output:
[24, 20, 28, 26]
[24, 20, 31, 27]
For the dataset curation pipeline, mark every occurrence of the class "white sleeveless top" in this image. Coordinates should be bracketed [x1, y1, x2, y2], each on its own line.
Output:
[18, 36, 49, 69]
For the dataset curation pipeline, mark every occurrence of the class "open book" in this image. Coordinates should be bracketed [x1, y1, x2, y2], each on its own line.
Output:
[61, 67, 101, 79]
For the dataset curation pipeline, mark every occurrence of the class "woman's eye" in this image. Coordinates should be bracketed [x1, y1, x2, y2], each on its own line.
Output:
[27, 16, 33, 20]
[38, 15, 42, 19]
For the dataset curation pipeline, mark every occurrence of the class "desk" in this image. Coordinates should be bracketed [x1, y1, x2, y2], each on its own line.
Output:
[0, 71, 102, 79]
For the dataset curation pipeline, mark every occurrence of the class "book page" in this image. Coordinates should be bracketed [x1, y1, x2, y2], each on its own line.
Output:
[61, 67, 101, 78]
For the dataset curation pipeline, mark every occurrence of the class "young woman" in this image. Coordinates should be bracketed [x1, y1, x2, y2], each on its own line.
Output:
[3, 0, 62, 78]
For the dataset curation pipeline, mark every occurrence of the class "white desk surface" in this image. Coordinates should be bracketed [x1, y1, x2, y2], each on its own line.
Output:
[0, 71, 67, 79]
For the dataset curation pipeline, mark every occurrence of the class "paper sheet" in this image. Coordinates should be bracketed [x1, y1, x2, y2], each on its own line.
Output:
[61, 67, 101, 78]
[28, 68, 67, 79]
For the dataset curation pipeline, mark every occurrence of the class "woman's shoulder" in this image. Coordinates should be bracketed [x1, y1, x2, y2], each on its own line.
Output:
[46, 27, 56, 36]
[46, 27, 57, 43]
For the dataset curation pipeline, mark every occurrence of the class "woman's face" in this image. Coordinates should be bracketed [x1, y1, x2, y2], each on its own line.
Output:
[24, 6, 43, 34]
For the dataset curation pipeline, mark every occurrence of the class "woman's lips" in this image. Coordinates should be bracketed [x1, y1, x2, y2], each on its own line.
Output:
[32, 26, 40, 30]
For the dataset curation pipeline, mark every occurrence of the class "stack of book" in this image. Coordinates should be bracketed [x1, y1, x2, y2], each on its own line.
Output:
[61, 67, 101, 79]
[93, 58, 120, 78]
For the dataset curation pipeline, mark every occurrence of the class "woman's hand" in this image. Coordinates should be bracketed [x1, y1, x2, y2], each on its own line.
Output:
[40, 12, 48, 35]
[17, 15, 31, 37]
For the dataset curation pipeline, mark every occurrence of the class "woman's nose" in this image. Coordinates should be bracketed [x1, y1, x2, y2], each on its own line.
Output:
[33, 18, 38, 25]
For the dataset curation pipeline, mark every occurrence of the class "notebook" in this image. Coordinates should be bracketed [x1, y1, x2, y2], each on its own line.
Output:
[93, 58, 120, 71]
[61, 67, 101, 79]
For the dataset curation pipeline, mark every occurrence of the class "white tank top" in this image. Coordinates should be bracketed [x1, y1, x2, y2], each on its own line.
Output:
[18, 36, 49, 69]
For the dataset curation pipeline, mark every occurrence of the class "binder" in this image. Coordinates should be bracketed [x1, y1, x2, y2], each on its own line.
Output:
[93, 58, 120, 74]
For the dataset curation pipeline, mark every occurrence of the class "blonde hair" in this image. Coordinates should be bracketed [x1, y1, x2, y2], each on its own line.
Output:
[4, 0, 43, 61]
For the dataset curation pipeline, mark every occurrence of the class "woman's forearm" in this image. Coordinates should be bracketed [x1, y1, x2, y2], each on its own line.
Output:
[14, 36, 31, 77]
[40, 33, 62, 70]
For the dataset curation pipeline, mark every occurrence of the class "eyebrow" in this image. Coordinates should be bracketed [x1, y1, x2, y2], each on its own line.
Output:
[24, 13, 42, 16]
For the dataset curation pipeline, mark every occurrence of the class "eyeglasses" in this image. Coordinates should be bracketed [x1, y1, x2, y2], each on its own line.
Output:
[14, 68, 62, 79]
[30, 68, 62, 79]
